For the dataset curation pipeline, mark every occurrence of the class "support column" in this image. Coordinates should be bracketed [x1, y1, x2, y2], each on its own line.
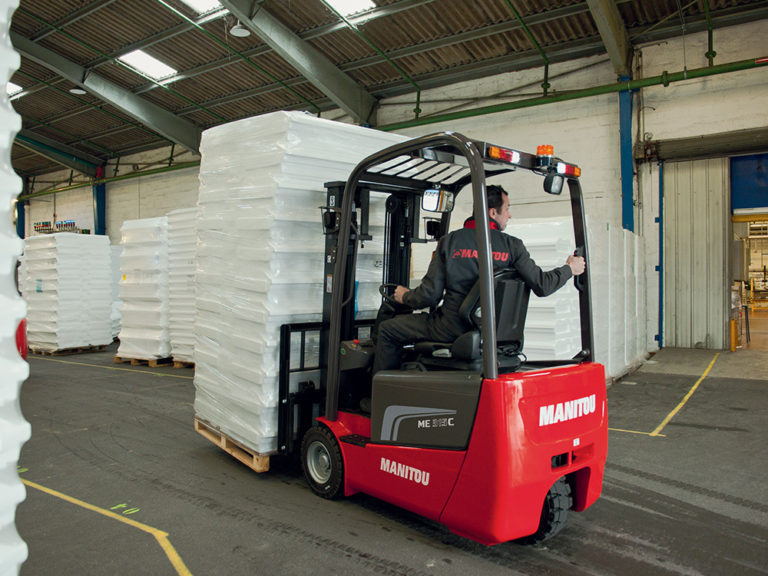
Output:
[15, 198, 25, 239]
[93, 165, 106, 235]
[619, 77, 634, 231]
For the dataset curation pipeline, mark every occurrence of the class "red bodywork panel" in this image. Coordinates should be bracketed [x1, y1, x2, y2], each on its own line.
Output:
[320, 362, 608, 545]
[16, 319, 28, 360]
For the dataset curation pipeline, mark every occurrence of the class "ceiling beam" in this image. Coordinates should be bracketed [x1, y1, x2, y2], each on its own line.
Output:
[586, 0, 631, 77]
[12, 32, 202, 153]
[219, 0, 377, 124]
[15, 130, 102, 177]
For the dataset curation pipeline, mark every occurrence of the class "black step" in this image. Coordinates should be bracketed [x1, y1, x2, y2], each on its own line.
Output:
[340, 434, 370, 447]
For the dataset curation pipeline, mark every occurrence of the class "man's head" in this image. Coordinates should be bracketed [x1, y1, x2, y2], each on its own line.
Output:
[487, 185, 511, 231]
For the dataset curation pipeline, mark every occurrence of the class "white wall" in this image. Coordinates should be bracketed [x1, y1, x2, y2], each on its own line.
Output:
[24, 146, 201, 244]
[637, 20, 768, 356]
[105, 164, 199, 244]
[21, 20, 768, 379]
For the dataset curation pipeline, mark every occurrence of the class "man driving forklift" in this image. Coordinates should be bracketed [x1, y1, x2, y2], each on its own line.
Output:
[372, 184, 586, 374]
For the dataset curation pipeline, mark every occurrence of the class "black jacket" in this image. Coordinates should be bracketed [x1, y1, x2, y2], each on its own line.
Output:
[402, 216, 572, 337]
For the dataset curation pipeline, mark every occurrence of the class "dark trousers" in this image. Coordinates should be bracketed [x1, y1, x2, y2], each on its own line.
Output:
[373, 312, 461, 373]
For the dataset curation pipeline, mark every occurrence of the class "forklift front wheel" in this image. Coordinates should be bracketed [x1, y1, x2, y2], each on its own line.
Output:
[301, 426, 344, 499]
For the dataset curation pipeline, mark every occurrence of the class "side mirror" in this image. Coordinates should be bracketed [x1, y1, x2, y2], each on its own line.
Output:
[544, 171, 565, 195]
[422, 188, 455, 213]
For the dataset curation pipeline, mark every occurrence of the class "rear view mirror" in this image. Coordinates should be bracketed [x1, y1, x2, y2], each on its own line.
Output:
[422, 188, 455, 213]
[544, 171, 565, 195]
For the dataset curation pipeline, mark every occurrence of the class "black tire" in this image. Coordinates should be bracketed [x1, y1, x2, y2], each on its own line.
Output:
[519, 477, 572, 544]
[301, 426, 344, 499]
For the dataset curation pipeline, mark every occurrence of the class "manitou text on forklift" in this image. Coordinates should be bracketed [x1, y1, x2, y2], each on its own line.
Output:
[266, 131, 609, 546]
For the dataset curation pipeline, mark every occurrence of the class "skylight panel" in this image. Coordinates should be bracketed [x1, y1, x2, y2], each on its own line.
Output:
[6, 82, 23, 97]
[118, 50, 177, 81]
[324, 0, 375, 16]
[177, 0, 221, 13]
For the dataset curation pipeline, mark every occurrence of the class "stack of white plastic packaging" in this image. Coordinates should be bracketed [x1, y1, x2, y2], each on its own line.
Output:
[23, 233, 112, 351]
[168, 208, 197, 364]
[509, 218, 581, 360]
[116, 217, 170, 359]
[194, 111, 405, 454]
[110, 244, 123, 339]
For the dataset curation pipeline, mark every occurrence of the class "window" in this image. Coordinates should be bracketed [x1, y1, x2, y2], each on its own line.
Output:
[324, 0, 375, 16]
[118, 50, 177, 81]
[6, 81, 23, 97]
[177, 0, 221, 13]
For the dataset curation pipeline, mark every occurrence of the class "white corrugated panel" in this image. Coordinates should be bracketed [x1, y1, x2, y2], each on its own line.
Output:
[663, 159, 729, 349]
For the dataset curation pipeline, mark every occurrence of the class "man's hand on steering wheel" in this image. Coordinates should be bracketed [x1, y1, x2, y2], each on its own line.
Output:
[394, 285, 410, 304]
[379, 283, 412, 309]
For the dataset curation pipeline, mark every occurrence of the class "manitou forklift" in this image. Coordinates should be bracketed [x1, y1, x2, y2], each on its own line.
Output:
[277, 132, 607, 545]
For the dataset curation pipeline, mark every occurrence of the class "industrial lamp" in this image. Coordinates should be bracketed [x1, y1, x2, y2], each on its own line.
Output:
[230, 21, 251, 37]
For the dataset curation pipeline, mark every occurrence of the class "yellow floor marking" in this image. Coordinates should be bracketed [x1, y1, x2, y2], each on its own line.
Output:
[22, 478, 192, 576]
[609, 427, 665, 437]
[650, 352, 719, 437]
[30, 356, 194, 380]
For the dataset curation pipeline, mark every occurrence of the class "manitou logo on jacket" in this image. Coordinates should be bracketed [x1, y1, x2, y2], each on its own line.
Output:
[539, 394, 597, 426]
[452, 248, 510, 262]
[380, 458, 430, 486]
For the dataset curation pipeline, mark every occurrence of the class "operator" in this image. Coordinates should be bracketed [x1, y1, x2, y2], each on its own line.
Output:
[372, 184, 586, 374]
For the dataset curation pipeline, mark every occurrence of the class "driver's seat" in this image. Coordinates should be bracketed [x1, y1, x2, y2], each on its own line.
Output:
[414, 269, 530, 371]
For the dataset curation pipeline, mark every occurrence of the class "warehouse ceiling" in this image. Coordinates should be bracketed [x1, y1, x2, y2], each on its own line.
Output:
[8, 0, 768, 181]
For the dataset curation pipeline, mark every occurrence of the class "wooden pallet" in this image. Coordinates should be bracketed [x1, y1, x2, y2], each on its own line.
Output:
[31, 344, 107, 356]
[172, 360, 195, 369]
[194, 417, 270, 473]
[114, 355, 173, 368]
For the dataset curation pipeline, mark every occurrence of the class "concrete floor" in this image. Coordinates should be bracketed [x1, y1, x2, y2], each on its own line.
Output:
[15, 344, 768, 576]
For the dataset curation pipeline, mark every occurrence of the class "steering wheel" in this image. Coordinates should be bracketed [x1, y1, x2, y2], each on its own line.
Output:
[379, 283, 408, 308]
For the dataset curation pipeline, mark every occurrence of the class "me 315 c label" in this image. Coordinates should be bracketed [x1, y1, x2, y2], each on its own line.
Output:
[539, 394, 597, 427]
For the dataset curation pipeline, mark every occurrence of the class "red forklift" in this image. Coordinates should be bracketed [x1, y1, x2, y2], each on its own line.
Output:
[277, 131, 607, 545]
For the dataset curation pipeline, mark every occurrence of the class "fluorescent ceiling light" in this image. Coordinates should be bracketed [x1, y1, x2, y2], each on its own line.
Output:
[118, 50, 177, 81]
[177, 0, 221, 13]
[325, 0, 375, 16]
[6, 81, 23, 97]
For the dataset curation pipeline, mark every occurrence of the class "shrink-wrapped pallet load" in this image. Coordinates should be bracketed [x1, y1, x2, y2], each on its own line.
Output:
[116, 217, 170, 360]
[509, 218, 581, 360]
[168, 208, 197, 364]
[23, 233, 112, 352]
[110, 244, 123, 339]
[194, 111, 406, 455]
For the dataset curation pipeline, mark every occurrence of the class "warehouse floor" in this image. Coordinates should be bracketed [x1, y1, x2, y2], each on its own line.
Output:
[15, 345, 768, 576]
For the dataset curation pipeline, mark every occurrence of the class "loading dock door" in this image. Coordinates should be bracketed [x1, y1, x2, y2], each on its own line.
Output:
[663, 158, 730, 349]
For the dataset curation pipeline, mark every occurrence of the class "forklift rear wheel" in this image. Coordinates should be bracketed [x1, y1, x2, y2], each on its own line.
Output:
[519, 477, 572, 544]
[301, 426, 344, 499]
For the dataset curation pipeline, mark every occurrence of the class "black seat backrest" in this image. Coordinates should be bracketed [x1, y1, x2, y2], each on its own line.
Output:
[493, 272, 530, 355]
[415, 269, 530, 369]
[455, 268, 530, 354]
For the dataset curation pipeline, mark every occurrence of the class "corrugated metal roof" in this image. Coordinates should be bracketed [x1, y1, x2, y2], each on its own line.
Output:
[9, 0, 768, 178]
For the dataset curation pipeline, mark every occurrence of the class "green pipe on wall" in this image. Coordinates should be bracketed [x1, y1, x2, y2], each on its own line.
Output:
[379, 56, 768, 132]
[18, 161, 201, 201]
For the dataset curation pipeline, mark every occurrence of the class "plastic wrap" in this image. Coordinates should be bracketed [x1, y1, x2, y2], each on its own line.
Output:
[1, 0, 30, 567]
[116, 217, 170, 359]
[193, 111, 406, 454]
[508, 218, 581, 360]
[22, 233, 113, 351]
[168, 208, 197, 363]
[110, 245, 123, 338]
